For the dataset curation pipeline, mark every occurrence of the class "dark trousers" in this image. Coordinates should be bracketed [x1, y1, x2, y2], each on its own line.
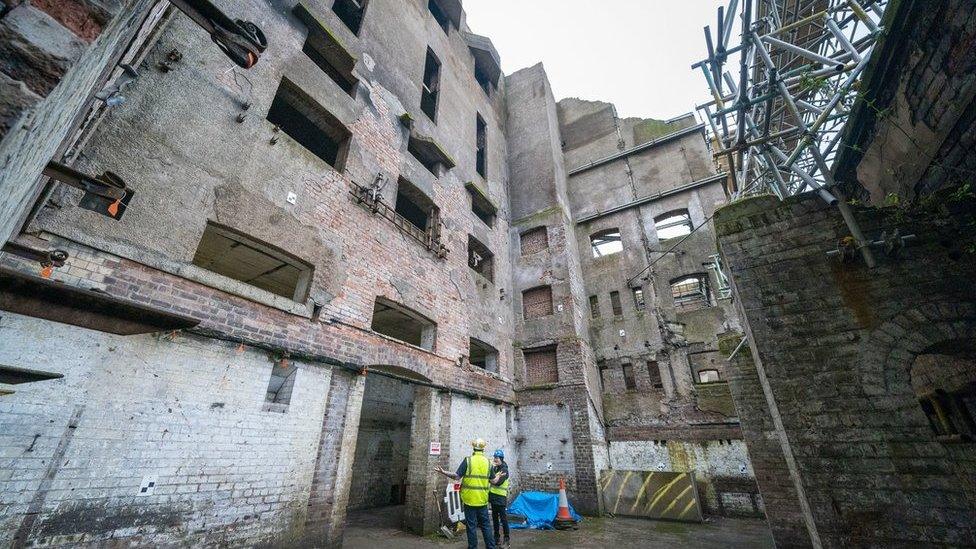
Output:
[491, 502, 509, 542]
[463, 504, 495, 549]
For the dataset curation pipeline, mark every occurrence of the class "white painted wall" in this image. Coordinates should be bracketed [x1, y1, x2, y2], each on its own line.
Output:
[0, 313, 332, 546]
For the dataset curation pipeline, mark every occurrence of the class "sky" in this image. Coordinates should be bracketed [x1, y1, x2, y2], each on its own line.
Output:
[462, 0, 729, 121]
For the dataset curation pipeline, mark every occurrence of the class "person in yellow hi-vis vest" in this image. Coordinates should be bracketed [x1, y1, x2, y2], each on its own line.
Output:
[488, 449, 510, 548]
[436, 438, 496, 549]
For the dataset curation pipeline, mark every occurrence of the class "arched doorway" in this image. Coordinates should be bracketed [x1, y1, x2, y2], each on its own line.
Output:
[910, 341, 976, 507]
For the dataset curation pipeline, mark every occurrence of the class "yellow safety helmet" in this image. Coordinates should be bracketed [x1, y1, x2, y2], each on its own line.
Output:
[472, 438, 487, 450]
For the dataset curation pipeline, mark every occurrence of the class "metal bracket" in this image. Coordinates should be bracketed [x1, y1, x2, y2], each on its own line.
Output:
[94, 63, 139, 107]
[826, 231, 916, 260]
[168, 0, 267, 69]
[42, 161, 133, 220]
[1, 240, 68, 269]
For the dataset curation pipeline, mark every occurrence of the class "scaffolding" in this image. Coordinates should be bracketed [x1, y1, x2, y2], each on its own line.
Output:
[694, 0, 889, 266]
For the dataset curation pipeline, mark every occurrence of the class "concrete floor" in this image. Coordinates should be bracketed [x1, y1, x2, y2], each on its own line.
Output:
[342, 505, 775, 549]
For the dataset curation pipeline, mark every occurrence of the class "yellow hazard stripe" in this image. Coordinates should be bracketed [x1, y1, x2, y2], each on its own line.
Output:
[630, 473, 654, 513]
[645, 472, 687, 513]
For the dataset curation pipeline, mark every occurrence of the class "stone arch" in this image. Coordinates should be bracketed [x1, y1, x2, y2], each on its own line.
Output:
[859, 301, 976, 397]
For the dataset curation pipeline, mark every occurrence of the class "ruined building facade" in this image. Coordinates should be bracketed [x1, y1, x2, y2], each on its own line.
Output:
[0, 1, 756, 546]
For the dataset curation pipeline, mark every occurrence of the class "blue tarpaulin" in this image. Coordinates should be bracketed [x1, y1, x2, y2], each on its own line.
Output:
[505, 491, 582, 530]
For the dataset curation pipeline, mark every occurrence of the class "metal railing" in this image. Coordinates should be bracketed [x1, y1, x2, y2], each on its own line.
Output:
[349, 180, 448, 259]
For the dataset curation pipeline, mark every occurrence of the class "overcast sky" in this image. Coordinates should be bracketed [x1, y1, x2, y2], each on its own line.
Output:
[462, 0, 728, 121]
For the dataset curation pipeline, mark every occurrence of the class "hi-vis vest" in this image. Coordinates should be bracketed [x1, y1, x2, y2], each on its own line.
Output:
[488, 466, 509, 498]
[460, 453, 491, 506]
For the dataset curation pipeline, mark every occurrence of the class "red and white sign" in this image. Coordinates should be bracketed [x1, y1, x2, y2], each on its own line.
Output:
[429, 441, 441, 455]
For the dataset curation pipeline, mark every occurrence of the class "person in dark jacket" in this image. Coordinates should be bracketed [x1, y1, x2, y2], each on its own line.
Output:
[488, 449, 510, 548]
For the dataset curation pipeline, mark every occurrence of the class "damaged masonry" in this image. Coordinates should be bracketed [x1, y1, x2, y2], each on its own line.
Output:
[0, 0, 974, 548]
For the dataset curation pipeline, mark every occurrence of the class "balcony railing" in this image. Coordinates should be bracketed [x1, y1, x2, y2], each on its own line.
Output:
[349, 180, 447, 259]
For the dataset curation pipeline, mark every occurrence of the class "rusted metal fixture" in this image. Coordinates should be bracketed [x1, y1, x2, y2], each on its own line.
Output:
[42, 161, 132, 220]
[168, 0, 267, 69]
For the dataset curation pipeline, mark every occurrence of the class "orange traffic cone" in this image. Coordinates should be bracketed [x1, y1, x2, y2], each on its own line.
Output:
[553, 478, 578, 530]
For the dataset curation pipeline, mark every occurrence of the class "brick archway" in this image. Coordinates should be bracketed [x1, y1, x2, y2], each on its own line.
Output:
[860, 301, 976, 396]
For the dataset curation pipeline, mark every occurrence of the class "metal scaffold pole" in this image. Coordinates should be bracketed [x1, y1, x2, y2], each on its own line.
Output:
[694, 0, 888, 267]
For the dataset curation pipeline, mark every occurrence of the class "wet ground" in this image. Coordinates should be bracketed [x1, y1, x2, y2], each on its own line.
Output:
[342, 505, 775, 549]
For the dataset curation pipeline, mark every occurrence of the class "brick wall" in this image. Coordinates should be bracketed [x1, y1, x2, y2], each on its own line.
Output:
[715, 193, 976, 546]
[523, 345, 558, 385]
[0, 312, 333, 547]
[521, 285, 553, 319]
[720, 333, 813, 546]
[518, 226, 549, 256]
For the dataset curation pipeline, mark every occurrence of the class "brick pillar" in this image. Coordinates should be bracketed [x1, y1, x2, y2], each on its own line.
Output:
[303, 369, 366, 548]
[403, 388, 451, 535]
[720, 332, 815, 548]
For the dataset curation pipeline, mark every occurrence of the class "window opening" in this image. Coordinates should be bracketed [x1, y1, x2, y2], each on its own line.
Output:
[698, 369, 721, 383]
[428, 0, 452, 33]
[589, 295, 600, 319]
[394, 178, 438, 233]
[465, 181, 496, 227]
[522, 286, 553, 319]
[520, 227, 548, 255]
[332, 0, 367, 35]
[475, 63, 493, 95]
[590, 229, 623, 257]
[597, 360, 607, 392]
[469, 337, 499, 373]
[648, 361, 663, 389]
[468, 235, 494, 283]
[300, 24, 358, 96]
[408, 135, 440, 176]
[420, 48, 441, 122]
[192, 222, 313, 302]
[632, 288, 646, 311]
[264, 359, 297, 410]
[370, 297, 437, 350]
[476, 114, 487, 179]
[671, 275, 711, 312]
[267, 79, 350, 169]
[524, 345, 558, 385]
[654, 210, 693, 240]
[610, 291, 623, 317]
[622, 363, 636, 390]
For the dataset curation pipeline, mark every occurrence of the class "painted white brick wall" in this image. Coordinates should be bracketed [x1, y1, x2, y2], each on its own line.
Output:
[608, 439, 759, 515]
[608, 439, 753, 477]
[515, 404, 575, 476]
[0, 313, 332, 546]
[448, 397, 512, 472]
[588, 401, 610, 480]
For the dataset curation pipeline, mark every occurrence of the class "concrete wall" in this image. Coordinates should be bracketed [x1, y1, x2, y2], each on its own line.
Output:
[0, 312, 332, 547]
[0, 0, 160, 243]
[715, 193, 976, 546]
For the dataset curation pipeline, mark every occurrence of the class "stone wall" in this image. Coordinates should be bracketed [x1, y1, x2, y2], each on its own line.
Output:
[0, 0, 159, 243]
[715, 193, 976, 546]
[720, 333, 814, 547]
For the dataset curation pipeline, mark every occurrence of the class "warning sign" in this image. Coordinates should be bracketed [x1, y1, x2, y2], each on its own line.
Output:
[429, 442, 441, 455]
